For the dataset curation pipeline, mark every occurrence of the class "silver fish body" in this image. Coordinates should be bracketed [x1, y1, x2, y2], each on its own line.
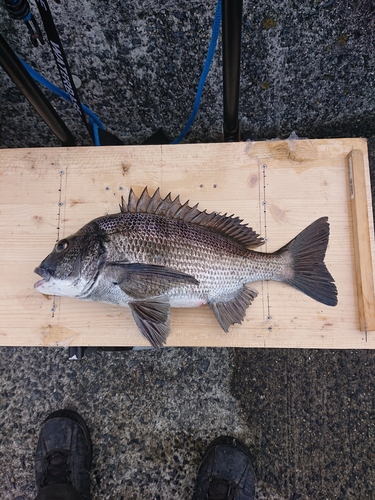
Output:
[34, 188, 337, 347]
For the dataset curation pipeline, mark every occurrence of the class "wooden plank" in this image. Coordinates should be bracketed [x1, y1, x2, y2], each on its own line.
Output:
[0, 139, 374, 348]
[348, 150, 375, 331]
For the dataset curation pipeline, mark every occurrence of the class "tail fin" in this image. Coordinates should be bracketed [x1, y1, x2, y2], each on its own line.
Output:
[278, 217, 338, 306]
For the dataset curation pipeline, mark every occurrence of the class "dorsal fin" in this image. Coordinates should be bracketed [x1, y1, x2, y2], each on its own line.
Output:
[120, 187, 264, 247]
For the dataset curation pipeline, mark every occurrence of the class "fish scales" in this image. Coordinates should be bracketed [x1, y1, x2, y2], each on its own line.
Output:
[34, 187, 338, 347]
[94, 212, 283, 302]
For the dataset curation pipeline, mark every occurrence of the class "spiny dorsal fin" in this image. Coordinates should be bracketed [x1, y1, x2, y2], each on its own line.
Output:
[120, 187, 264, 247]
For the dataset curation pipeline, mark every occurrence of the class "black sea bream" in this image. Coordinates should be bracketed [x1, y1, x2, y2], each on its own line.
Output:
[34, 188, 337, 347]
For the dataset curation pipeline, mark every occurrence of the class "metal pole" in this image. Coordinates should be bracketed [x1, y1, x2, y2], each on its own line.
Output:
[222, 0, 243, 141]
[0, 33, 76, 146]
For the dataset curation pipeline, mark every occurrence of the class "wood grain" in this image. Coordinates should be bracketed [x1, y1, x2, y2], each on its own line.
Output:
[0, 139, 374, 347]
[348, 150, 375, 331]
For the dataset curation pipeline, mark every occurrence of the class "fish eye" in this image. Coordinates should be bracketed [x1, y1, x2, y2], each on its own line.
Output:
[55, 239, 69, 252]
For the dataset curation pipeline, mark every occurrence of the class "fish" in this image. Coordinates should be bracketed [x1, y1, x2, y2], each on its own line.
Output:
[34, 187, 338, 347]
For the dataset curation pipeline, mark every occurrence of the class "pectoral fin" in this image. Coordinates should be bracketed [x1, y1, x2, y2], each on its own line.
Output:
[106, 262, 199, 299]
[209, 285, 258, 332]
[129, 297, 170, 348]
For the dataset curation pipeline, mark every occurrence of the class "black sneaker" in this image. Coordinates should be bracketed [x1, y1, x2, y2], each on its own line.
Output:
[35, 409, 92, 499]
[192, 436, 255, 500]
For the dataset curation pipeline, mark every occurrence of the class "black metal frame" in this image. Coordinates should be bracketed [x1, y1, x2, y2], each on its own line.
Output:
[0, 33, 76, 146]
[222, 0, 243, 142]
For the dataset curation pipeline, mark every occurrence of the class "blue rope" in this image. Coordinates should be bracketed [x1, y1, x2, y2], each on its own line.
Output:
[171, 0, 222, 144]
[19, 58, 105, 145]
[22, 11, 32, 22]
[89, 116, 101, 146]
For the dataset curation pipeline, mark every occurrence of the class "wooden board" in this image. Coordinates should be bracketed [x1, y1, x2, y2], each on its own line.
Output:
[0, 139, 374, 348]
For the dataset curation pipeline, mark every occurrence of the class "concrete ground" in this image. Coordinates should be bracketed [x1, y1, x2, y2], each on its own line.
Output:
[1, 1, 375, 499]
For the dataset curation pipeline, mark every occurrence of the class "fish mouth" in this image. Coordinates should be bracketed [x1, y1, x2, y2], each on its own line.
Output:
[34, 279, 46, 289]
[34, 266, 52, 282]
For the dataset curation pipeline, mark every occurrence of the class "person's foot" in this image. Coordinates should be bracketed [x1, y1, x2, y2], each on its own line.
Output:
[35, 409, 92, 499]
[192, 436, 255, 500]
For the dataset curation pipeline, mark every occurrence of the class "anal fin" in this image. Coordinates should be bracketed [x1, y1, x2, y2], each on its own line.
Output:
[209, 285, 258, 332]
[129, 297, 170, 348]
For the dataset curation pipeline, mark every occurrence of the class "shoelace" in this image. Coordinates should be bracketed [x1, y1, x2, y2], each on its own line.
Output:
[42, 450, 72, 486]
[207, 477, 238, 500]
